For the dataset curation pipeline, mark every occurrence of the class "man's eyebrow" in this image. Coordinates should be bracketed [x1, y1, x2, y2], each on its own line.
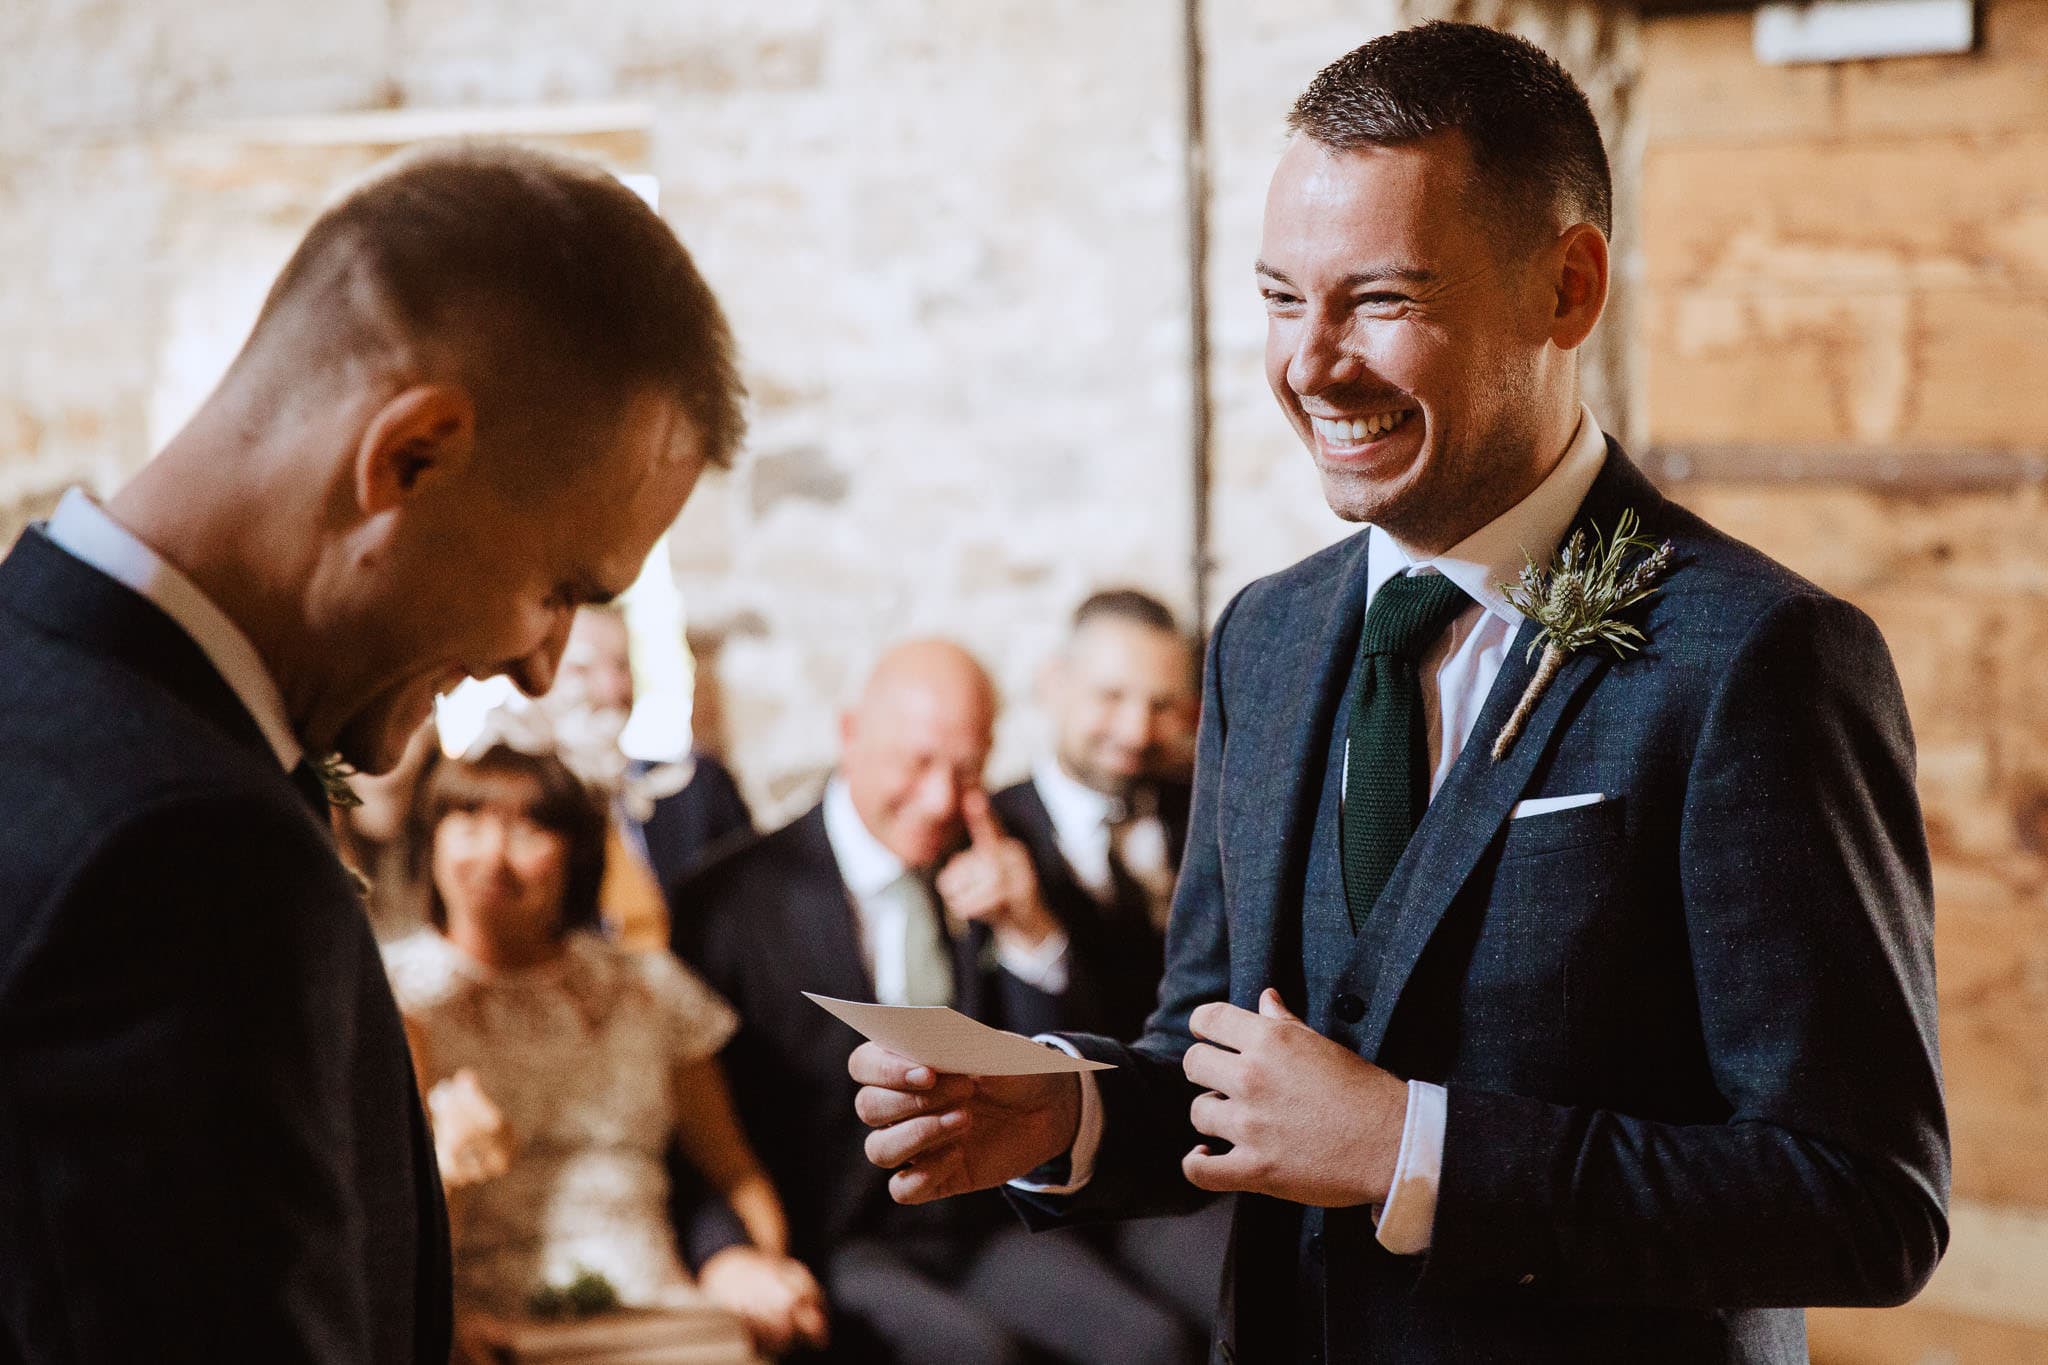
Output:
[1254, 260, 1437, 287]
[566, 577, 621, 608]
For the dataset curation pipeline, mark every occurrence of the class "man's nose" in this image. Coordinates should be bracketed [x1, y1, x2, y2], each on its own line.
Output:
[1287, 309, 1359, 398]
[1109, 700, 1155, 752]
[466, 819, 510, 865]
[916, 768, 964, 823]
[506, 608, 575, 699]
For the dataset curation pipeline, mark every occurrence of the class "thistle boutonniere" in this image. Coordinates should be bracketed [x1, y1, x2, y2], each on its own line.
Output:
[312, 752, 364, 809]
[1491, 509, 1673, 762]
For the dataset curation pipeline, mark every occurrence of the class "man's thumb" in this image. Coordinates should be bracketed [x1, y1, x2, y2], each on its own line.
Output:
[962, 786, 1003, 846]
[1259, 987, 1299, 1021]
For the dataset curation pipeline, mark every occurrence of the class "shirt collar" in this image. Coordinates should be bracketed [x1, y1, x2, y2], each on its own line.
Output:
[822, 774, 911, 900]
[1365, 404, 1609, 625]
[1032, 756, 1121, 838]
[45, 488, 304, 771]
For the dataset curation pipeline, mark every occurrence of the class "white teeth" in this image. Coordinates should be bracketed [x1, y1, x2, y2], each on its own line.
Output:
[1312, 410, 1409, 445]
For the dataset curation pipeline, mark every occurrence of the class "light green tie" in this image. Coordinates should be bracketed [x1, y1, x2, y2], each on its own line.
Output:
[892, 873, 954, 1008]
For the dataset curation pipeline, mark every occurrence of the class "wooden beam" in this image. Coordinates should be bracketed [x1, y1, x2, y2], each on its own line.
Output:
[1645, 445, 2048, 490]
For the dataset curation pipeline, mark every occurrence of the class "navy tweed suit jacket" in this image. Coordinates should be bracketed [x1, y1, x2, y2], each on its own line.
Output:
[1011, 444, 1948, 1364]
[0, 528, 452, 1364]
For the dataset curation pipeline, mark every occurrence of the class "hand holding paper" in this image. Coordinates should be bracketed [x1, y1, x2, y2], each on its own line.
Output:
[824, 994, 1099, 1204]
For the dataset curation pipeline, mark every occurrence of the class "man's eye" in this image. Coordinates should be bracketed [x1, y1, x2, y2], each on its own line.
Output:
[1260, 290, 1301, 308]
[1359, 293, 1409, 308]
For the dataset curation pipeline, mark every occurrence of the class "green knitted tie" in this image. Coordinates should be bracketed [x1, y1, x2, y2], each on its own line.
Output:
[1340, 571, 1471, 933]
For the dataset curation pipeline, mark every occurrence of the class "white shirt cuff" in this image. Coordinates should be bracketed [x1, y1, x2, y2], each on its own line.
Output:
[1373, 1079, 1445, 1255]
[996, 928, 1070, 994]
[1004, 1036, 1101, 1195]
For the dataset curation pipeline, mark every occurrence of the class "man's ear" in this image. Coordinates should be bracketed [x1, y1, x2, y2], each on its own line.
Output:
[1547, 222, 1609, 353]
[354, 384, 477, 516]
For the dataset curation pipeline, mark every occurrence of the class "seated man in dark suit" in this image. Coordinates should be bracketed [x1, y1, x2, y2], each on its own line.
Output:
[994, 589, 1198, 1042]
[988, 589, 1230, 1339]
[672, 639, 1195, 1365]
[0, 144, 742, 1362]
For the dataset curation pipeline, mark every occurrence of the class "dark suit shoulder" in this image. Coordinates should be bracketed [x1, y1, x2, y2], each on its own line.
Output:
[990, 778, 1050, 833]
[1221, 529, 1370, 639]
[0, 621, 321, 958]
[1628, 492, 1885, 682]
[680, 805, 828, 906]
[670, 804, 833, 955]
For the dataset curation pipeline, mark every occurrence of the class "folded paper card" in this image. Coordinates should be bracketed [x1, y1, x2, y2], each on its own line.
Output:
[803, 993, 1116, 1076]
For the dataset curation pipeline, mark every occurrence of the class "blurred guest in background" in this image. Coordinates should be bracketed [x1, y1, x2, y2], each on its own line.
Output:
[386, 741, 826, 1359]
[992, 589, 1198, 1042]
[547, 605, 753, 950]
[988, 590, 1228, 1340]
[673, 640, 1195, 1365]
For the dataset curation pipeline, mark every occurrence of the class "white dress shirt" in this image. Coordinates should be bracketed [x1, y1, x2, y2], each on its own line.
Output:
[44, 488, 303, 772]
[1020, 407, 1610, 1251]
[1029, 757, 1173, 906]
[822, 777, 1071, 1001]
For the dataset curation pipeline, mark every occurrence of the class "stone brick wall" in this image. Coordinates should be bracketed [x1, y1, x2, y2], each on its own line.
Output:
[1640, 6, 2048, 1359]
[0, 0, 1629, 823]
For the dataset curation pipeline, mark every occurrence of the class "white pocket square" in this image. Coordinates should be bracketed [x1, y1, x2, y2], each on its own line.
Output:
[1509, 792, 1608, 819]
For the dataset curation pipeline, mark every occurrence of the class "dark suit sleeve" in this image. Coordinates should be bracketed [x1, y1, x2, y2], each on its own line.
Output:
[6, 794, 375, 1362]
[667, 1144, 753, 1272]
[1010, 592, 1246, 1228]
[664, 868, 757, 1271]
[1424, 593, 1949, 1307]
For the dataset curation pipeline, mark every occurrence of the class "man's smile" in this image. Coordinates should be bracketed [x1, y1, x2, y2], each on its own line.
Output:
[1309, 407, 1414, 449]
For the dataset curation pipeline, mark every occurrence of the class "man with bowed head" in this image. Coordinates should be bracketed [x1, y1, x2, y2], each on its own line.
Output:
[0, 144, 741, 1362]
[852, 22, 1946, 1364]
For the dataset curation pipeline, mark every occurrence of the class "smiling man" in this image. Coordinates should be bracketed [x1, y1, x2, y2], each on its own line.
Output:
[0, 144, 740, 1363]
[850, 22, 1947, 1364]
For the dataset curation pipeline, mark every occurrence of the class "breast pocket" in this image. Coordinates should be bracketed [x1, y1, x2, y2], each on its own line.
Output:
[1498, 793, 1625, 861]
[1463, 794, 1634, 1096]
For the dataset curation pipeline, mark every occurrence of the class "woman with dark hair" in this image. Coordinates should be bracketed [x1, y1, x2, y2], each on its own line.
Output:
[383, 744, 826, 1359]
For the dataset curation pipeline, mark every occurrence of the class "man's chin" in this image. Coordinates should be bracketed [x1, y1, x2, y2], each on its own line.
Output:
[335, 700, 435, 776]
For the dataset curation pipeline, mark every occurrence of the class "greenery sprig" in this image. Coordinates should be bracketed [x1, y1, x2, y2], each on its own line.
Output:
[1491, 509, 1673, 762]
[527, 1265, 622, 1319]
[312, 753, 363, 809]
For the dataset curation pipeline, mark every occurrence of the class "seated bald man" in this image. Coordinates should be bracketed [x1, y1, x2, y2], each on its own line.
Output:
[671, 640, 1198, 1365]
[0, 144, 740, 1363]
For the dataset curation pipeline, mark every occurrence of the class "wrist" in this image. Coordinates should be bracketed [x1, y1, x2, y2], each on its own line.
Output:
[1366, 1069, 1410, 1202]
[1053, 1072, 1083, 1158]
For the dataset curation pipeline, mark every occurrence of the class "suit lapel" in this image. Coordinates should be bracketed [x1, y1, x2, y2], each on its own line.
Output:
[0, 526, 273, 763]
[1226, 532, 1375, 1004]
[785, 806, 877, 1004]
[1356, 623, 1606, 1056]
[1357, 443, 1667, 1058]
[950, 919, 988, 1018]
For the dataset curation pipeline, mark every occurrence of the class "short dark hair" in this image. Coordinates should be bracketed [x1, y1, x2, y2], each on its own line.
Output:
[406, 744, 610, 937]
[1073, 589, 1180, 636]
[252, 141, 746, 470]
[1288, 21, 1611, 245]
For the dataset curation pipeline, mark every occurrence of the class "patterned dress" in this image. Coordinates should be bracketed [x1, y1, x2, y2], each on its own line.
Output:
[384, 929, 739, 1316]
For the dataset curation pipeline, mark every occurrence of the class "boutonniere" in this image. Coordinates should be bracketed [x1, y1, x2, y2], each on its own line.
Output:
[313, 752, 364, 809]
[1491, 509, 1673, 762]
